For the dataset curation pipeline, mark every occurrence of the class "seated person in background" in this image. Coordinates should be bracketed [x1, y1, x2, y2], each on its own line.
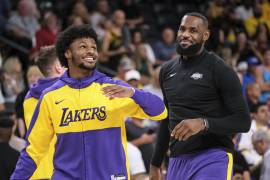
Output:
[232, 134, 251, 180]
[238, 103, 269, 166]
[125, 117, 156, 173]
[127, 142, 148, 180]
[246, 83, 262, 110]
[252, 130, 270, 180]
[0, 116, 20, 180]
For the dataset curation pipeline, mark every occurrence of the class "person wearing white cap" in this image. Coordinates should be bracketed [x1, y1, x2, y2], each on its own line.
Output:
[125, 69, 141, 88]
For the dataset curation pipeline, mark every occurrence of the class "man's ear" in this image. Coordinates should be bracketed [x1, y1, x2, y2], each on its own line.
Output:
[64, 49, 71, 60]
[203, 31, 210, 41]
[55, 61, 65, 74]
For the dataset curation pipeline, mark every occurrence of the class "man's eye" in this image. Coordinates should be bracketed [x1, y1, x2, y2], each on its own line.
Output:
[80, 45, 86, 49]
[179, 28, 184, 32]
[191, 29, 197, 33]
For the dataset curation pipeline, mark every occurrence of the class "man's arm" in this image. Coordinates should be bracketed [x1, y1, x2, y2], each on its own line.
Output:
[206, 59, 251, 134]
[11, 96, 54, 179]
[102, 82, 167, 121]
[171, 58, 251, 141]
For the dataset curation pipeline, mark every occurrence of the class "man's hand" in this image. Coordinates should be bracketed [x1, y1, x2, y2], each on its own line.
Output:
[140, 134, 156, 144]
[102, 85, 135, 99]
[171, 118, 205, 141]
[149, 165, 161, 180]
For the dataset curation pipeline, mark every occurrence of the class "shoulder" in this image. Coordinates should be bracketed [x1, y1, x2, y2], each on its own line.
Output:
[41, 79, 66, 98]
[96, 76, 130, 87]
[160, 58, 179, 76]
[24, 91, 32, 100]
[207, 51, 233, 71]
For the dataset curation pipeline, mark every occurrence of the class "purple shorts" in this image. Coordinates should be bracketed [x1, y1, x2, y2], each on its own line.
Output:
[167, 148, 233, 180]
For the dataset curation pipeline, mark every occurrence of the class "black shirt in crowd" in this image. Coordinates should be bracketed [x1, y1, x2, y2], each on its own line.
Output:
[0, 142, 19, 180]
[125, 120, 154, 173]
[151, 49, 251, 167]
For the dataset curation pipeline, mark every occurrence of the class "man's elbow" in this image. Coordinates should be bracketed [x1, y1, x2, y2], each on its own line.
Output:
[150, 107, 168, 121]
[240, 113, 251, 132]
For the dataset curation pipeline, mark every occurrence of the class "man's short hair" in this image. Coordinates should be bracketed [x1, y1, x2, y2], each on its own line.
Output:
[184, 12, 209, 29]
[56, 25, 98, 67]
[250, 102, 267, 113]
[252, 130, 270, 143]
[35, 45, 57, 76]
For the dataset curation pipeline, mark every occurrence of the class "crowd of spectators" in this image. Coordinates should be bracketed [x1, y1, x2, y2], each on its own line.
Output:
[1, 0, 270, 180]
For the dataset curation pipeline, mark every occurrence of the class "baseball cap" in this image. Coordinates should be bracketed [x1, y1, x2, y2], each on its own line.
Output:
[247, 56, 260, 66]
[125, 70, 141, 81]
[237, 61, 248, 71]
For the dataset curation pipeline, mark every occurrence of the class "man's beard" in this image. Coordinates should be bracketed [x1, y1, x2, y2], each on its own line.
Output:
[78, 63, 96, 71]
[176, 41, 204, 56]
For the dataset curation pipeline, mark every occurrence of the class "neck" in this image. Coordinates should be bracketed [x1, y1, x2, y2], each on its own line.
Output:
[183, 46, 204, 60]
[256, 119, 267, 127]
[68, 68, 93, 79]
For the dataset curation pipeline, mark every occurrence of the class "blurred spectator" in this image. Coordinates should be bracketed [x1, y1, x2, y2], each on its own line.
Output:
[237, 61, 248, 84]
[0, 110, 26, 152]
[33, 11, 60, 52]
[0, 116, 20, 180]
[133, 44, 153, 85]
[15, 65, 43, 138]
[262, 0, 270, 24]
[125, 69, 141, 89]
[220, 44, 236, 68]
[238, 103, 269, 166]
[206, 0, 224, 21]
[232, 134, 251, 180]
[114, 58, 135, 81]
[246, 83, 262, 110]
[119, 0, 144, 30]
[2, 56, 24, 104]
[143, 66, 162, 100]
[252, 129, 270, 180]
[152, 27, 176, 64]
[242, 56, 261, 95]
[6, 0, 40, 70]
[125, 117, 156, 173]
[127, 142, 148, 180]
[69, 1, 91, 25]
[6, 0, 40, 43]
[234, 0, 253, 21]
[132, 30, 156, 65]
[244, 3, 269, 37]
[0, 0, 11, 33]
[255, 48, 270, 103]
[251, 23, 270, 62]
[232, 31, 254, 64]
[90, 0, 111, 40]
[101, 10, 132, 71]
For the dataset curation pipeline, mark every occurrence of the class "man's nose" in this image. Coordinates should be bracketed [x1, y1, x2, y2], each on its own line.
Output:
[87, 48, 95, 54]
[181, 30, 190, 38]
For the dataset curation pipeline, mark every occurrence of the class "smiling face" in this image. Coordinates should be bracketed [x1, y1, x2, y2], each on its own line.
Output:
[176, 15, 209, 56]
[65, 37, 98, 73]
